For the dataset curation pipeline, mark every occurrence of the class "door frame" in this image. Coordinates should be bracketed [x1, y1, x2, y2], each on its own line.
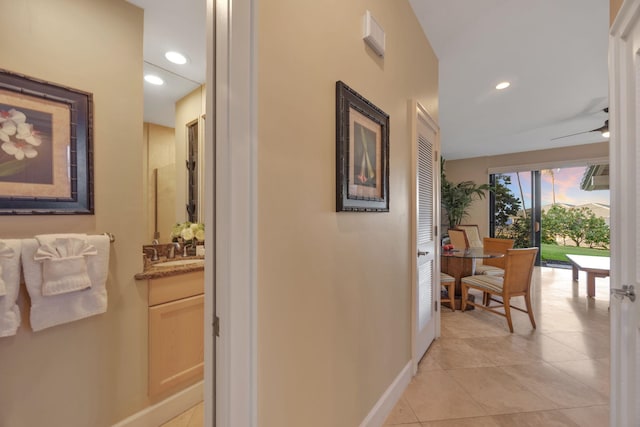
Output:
[208, 0, 257, 425]
[609, 1, 640, 424]
[410, 100, 441, 374]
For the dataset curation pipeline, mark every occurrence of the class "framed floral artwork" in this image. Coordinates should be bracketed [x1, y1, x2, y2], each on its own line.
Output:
[335, 81, 389, 212]
[0, 69, 93, 214]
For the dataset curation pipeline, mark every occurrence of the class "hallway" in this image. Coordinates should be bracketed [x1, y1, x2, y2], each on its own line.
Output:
[384, 266, 610, 426]
[162, 266, 610, 426]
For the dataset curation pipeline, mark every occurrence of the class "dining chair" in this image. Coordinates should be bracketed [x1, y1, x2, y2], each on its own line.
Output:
[440, 272, 456, 312]
[474, 237, 515, 277]
[447, 229, 469, 251]
[456, 224, 483, 248]
[474, 237, 516, 305]
[460, 247, 538, 333]
[455, 225, 487, 278]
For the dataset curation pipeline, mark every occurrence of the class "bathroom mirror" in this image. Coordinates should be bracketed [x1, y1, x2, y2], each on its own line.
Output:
[144, 97, 205, 243]
[130, 0, 206, 243]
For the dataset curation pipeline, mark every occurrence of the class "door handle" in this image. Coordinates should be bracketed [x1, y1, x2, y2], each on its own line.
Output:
[611, 284, 636, 302]
[418, 251, 429, 257]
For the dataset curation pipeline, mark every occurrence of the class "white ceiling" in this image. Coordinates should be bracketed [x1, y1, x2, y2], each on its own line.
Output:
[127, 0, 206, 127]
[129, 0, 610, 160]
[409, 0, 610, 160]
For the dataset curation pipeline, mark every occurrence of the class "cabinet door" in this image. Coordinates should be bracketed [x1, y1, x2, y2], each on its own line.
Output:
[149, 294, 204, 396]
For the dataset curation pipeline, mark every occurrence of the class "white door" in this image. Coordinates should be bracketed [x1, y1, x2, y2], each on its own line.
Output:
[412, 102, 439, 371]
[212, 0, 257, 425]
[609, 2, 640, 425]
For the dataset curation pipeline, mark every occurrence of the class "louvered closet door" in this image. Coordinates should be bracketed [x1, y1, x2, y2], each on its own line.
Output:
[415, 106, 437, 363]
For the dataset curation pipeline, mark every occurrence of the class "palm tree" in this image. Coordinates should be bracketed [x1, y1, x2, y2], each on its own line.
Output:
[543, 169, 557, 204]
[516, 172, 527, 219]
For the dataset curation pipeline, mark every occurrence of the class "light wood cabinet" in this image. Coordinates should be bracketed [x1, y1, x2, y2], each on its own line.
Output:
[148, 271, 204, 397]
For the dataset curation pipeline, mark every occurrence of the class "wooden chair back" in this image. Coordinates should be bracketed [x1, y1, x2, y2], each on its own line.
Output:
[482, 237, 515, 269]
[448, 229, 469, 251]
[502, 248, 538, 296]
[456, 224, 482, 248]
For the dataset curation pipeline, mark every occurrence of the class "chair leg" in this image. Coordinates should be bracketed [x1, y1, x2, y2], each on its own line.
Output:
[448, 284, 455, 312]
[483, 291, 489, 306]
[461, 284, 468, 311]
[524, 293, 536, 329]
[503, 296, 514, 333]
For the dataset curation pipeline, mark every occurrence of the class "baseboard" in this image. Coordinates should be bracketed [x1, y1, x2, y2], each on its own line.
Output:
[112, 381, 204, 427]
[359, 361, 412, 427]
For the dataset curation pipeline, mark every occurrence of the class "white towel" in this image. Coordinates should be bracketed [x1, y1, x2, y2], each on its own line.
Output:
[0, 242, 13, 297]
[0, 239, 21, 337]
[22, 234, 110, 332]
[34, 235, 97, 296]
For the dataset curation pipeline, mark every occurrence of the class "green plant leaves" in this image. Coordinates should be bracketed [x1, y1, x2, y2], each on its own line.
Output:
[441, 157, 490, 228]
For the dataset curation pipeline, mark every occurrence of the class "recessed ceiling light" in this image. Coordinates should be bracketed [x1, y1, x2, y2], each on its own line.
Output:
[495, 81, 511, 90]
[602, 130, 610, 138]
[165, 51, 188, 65]
[144, 74, 164, 85]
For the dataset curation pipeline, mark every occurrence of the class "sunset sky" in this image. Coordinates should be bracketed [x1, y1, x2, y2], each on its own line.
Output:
[499, 166, 610, 207]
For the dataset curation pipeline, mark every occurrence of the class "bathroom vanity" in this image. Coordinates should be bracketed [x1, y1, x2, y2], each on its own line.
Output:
[136, 257, 205, 397]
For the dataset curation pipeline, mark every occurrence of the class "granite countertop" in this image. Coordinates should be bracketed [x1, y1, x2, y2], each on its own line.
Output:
[134, 256, 205, 280]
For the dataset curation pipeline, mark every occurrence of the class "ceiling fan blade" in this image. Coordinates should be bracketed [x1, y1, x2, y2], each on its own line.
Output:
[551, 130, 594, 140]
[551, 119, 609, 141]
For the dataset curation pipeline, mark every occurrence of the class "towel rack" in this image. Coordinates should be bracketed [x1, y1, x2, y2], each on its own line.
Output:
[9, 233, 116, 243]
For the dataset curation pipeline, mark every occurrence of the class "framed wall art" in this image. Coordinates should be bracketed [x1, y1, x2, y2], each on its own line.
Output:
[0, 69, 93, 214]
[335, 80, 389, 212]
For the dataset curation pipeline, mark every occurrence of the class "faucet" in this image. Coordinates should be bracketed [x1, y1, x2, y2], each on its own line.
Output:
[183, 241, 193, 257]
[168, 241, 181, 259]
[150, 239, 159, 261]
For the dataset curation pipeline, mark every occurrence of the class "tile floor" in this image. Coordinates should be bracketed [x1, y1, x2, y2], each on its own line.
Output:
[160, 401, 203, 427]
[384, 266, 610, 426]
[162, 266, 610, 427]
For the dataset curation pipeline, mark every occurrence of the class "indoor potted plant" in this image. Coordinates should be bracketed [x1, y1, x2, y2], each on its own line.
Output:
[441, 157, 491, 230]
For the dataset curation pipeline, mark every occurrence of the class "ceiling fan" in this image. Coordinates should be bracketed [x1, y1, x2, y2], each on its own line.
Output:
[551, 108, 609, 140]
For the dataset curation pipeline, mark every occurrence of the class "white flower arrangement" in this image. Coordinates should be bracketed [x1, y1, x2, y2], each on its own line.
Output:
[171, 221, 205, 243]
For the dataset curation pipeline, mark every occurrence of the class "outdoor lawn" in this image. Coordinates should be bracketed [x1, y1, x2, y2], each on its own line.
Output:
[541, 243, 610, 264]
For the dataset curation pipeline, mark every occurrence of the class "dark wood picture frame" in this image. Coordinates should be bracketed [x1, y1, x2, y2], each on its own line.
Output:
[0, 69, 93, 215]
[335, 81, 389, 212]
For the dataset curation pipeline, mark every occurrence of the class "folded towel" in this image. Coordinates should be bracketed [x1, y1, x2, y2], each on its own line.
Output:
[0, 239, 22, 337]
[34, 236, 97, 296]
[22, 234, 110, 332]
[0, 242, 14, 297]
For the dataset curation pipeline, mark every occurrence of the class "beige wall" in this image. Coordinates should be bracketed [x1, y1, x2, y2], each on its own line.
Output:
[611, 0, 623, 26]
[145, 123, 176, 242]
[0, 1, 152, 425]
[257, 1, 438, 426]
[444, 142, 609, 237]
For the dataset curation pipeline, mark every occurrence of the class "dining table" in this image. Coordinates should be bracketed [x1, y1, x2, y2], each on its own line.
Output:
[441, 248, 505, 310]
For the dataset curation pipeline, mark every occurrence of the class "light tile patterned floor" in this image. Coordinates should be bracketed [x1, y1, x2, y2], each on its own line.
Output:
[384, 266, 610, 427]
[163, 266, 610, 427]
[160, 401, 203, 427]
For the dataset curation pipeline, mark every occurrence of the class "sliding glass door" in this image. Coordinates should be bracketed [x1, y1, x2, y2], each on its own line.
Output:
[490, 164, 610, 268]
[489, 170, 541, 265]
